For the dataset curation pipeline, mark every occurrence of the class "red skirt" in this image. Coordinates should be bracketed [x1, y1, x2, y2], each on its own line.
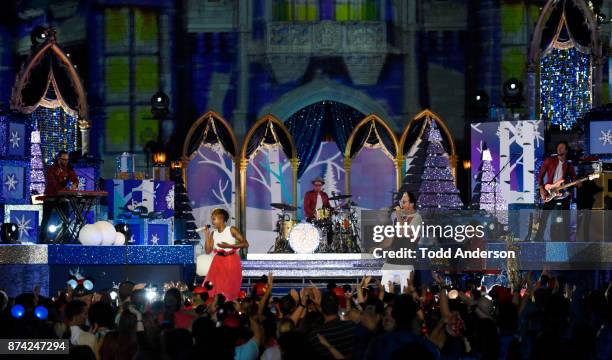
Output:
[203, 251, 242, 301]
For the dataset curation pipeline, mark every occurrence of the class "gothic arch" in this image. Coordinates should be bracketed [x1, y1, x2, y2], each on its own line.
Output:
[527, 0, 602, 117]
[258, 78, 398, 130]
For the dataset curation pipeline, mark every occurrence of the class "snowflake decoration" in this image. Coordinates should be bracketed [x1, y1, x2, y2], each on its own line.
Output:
[9, 131, 21, 148]
[166, 186, 175, 210]
[4, 173, 18, 192]
[599, 129, 612, 146]
[150, 233, 159, 245]
[16, 215, 32, 239]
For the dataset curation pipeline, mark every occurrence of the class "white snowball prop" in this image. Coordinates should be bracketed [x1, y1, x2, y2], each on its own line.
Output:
[114, 232, 126, 246]
[95, 221, 117, 245]
[79, 224, 102, 246]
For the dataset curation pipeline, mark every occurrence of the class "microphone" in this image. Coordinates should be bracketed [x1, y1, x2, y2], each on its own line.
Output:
[195, 224, 211, 232]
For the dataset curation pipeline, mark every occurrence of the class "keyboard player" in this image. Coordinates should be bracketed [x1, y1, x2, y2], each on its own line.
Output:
[39, 151, 79, 243]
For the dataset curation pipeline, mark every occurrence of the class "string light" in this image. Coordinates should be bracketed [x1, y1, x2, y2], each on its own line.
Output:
[540, 46, 591, 130]
[30, 107, 78, 164]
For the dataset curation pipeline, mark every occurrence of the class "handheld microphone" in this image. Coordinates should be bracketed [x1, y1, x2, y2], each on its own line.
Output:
[195, 224, 211, 232]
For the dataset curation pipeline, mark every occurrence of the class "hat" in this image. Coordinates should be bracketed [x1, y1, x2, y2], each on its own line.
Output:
[312, 177, 325, 185]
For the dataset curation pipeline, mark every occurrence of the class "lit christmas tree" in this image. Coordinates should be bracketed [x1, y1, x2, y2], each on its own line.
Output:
[416, 121, 463, 209]
[323, 162, 339, 195]
[471, 143, 505, 213]
[30, 129, 45, 196]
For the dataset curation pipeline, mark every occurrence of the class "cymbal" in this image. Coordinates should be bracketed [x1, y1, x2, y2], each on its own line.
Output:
[329, 194, 352, 201]
[270, 203, 297, 211]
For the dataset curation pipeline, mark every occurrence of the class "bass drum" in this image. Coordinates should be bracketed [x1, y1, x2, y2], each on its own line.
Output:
[288, 222, 321, 254]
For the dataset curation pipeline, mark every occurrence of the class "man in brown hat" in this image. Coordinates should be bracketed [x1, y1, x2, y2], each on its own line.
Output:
[303, 177, 331, 221]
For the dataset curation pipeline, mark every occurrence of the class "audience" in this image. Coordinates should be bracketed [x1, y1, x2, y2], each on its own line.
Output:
[0, 272, 610, 360]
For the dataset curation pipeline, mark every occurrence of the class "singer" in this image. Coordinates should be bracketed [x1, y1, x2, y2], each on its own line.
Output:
[201, 208, 248, 301]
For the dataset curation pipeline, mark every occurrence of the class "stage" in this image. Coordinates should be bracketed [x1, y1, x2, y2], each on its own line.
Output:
[1, 241, 611, 296]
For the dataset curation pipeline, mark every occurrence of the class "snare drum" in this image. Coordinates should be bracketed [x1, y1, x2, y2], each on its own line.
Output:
[315, 208, 331, 220]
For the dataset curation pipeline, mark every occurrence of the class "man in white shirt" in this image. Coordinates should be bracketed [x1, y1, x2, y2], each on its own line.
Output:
[64, 300, 97, 353]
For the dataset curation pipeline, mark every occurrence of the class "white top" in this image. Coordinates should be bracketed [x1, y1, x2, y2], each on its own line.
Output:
[315, 192, 323, 209]
[553, 159, 564, 183]
[213, 226, 236, 252]
[70, 325, 96, 353]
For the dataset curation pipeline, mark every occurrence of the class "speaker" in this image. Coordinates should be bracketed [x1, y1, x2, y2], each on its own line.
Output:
[578, 171, 612, 209]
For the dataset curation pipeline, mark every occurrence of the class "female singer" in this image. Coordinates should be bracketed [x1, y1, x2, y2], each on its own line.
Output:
[201, 208, 249, 301]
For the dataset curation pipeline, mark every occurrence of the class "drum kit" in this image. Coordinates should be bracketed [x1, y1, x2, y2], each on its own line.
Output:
[269, 193, 361, 254]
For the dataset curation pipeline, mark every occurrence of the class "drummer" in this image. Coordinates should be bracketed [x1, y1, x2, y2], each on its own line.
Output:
[303, 177, 331, 222]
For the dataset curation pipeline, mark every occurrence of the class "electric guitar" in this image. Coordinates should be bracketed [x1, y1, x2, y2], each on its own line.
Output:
[542, 173, 600, 203]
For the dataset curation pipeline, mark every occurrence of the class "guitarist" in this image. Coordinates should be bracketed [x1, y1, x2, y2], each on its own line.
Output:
[535, 141, 579, 241]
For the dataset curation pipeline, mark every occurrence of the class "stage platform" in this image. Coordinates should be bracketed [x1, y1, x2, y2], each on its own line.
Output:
[1, 242, 610, 296]
[0, 244, 194, 297]
[242, 253, 383, 280]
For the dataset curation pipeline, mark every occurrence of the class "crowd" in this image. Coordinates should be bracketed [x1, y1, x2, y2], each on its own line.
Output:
[0, 271, 610, 360]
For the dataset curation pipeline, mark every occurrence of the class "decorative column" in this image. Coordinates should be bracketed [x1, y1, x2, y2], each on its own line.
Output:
[395, 154, 404, 191]
[344, 157, 351, 194]
[238, 158, 248, 235]
[78, 118, 91, 155]
[290, 157, 299, 210]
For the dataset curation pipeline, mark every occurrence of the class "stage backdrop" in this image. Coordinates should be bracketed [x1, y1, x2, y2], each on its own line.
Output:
[470, 120, 544, 205]
[186, 142, 236, 230]
[245, 145, 293, 253]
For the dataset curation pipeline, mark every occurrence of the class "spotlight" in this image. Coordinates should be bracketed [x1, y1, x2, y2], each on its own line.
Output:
[34, 306, 48, 320]
[150, 91, 170, 119]
[30, 26, 47, 46]
[1, 223, 19, 244]
[48, 224, 58, 233]
[115, 224, 132, 245]
[146, 288, 157, 302]
[470, 90, 489, 118]
[11, 304, 25, 319]
[502, 78, 523, 110]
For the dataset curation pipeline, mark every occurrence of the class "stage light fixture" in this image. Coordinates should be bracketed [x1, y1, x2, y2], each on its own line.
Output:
[502, 78, 524, 110]
[115, 223, 132, 244]
[470, 90, 489, 118]
[30, 26, 47, 46]
[48, 224, 58, 233]
[150, 91, 170, 119]
[1, 223, 19, 244]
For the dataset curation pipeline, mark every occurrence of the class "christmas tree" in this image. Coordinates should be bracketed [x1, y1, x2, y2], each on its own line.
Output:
[171, 168, 199, 244]
[416, 120, 463, 209]
[30, 130, 45, 196]
[471, 143, 507, 224]
[471, 143, 505, 213]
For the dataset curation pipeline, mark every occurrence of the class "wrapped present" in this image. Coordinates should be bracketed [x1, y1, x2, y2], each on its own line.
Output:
[0, 113, 31, 159]
[105, 179, 174, 219]
[0, 160, 30, 204]
[4, 205, 43, 243]
[146, 219, 173, 245]
[113, 218, 173, 245]
[116, 152, 136, 174]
